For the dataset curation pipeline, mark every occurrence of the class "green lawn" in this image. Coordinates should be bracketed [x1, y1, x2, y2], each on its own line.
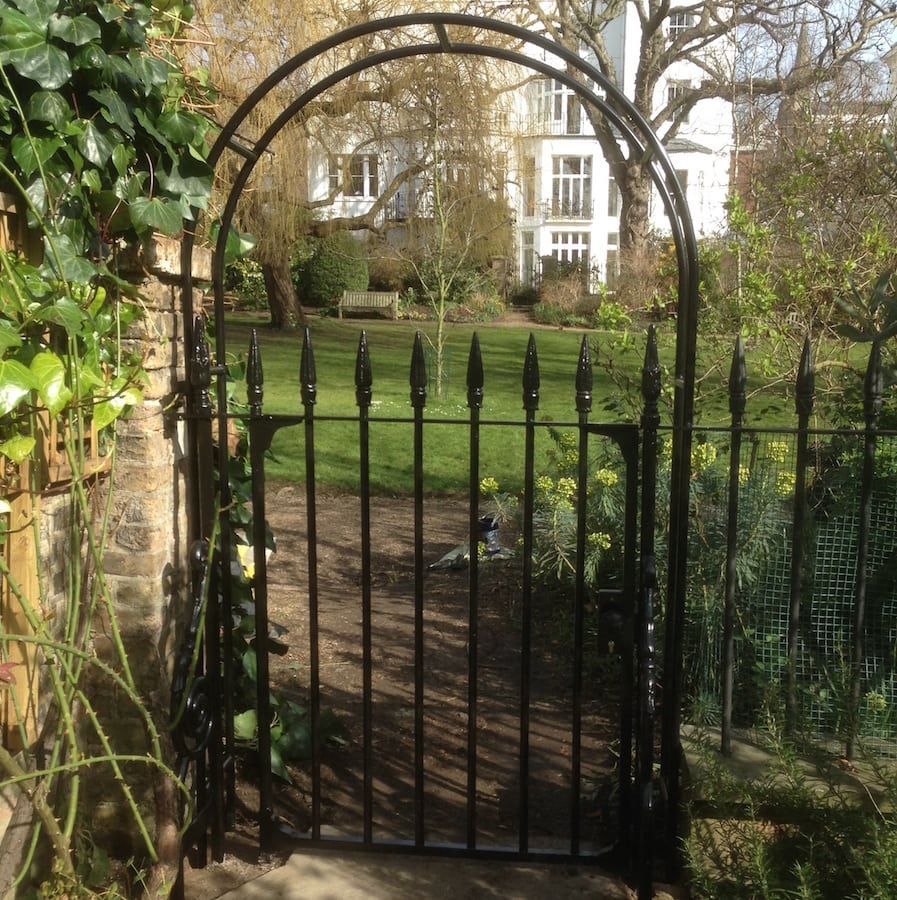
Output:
[219, 314, 842, 492]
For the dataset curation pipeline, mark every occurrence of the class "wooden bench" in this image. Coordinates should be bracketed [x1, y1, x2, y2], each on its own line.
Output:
[339, 290, 399, 320]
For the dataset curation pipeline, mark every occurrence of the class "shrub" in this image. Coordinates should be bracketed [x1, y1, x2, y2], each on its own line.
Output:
[294, 232, 368, 307]
[225, 258, 267, 309]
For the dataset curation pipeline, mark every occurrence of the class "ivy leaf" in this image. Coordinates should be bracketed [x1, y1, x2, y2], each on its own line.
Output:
[127, 49, 169, 93]
[25, 90, 71, 129]
[78, 119, 115, 167]
[0, 359, 37, 417]
[89, 88, 135, 136]
[92, 380, 140, 432]
[33, 297, 87, 335]
[48, 13, 101, 45]
[7, 41, 72, 90]
[232, 708, 258, 743]
[156, 109, 200, 145]
[111, 143, 132, 178]
[10, 0, 58, 23]
[0, 320, 22, 352]
[129, 196, 183, 236]
[31, 351, 72, 416]
[0, 434, 35, 464]
[40, 234, 98, 284]
[11, 132, 64, 178]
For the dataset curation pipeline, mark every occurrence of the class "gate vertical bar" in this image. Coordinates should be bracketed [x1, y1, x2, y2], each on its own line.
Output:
[466, 333, 484, 850]
[247, 330, 277, 848]
[636, 326, 660, 899]
[847, 342, 882, 760]
[188, 318, 216, 862]
[519, 334, 540, 854]
[721, 337, 747, 756]
[355, 332, 375, 838]
[786, 338, 815, 733]
[301, 328, 322, 838]
[410, 332, 428, 847]
[570, 335, 592, 854]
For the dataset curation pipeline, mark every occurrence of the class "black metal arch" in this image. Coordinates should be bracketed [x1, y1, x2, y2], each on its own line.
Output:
[180, 9, 699, 876]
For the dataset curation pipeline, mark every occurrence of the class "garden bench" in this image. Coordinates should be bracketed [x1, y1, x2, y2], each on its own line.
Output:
[339, 290, 399, 320]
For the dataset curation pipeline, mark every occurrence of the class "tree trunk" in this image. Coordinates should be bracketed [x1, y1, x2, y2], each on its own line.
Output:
[263, 260, 304, 329]
[619, 161, 652, 256]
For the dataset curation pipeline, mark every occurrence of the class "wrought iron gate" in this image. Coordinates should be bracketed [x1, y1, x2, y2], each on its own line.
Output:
[173, 14, 702, 900]
[174, 321, 666, 897]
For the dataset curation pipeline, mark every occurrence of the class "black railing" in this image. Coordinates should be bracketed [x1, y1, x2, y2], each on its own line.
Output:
[178, 325, 897, 898]
[179, 324, 661, 895]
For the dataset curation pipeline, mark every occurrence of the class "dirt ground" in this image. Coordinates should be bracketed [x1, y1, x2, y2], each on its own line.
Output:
[184, 484, 625, 898]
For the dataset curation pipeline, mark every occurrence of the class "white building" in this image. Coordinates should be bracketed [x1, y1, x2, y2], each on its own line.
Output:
[308, 8, 734, 292]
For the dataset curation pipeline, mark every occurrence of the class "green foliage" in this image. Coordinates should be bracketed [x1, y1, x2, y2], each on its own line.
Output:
[225, 256, 267, 309]
[592, 298, 632, 331]
[0, 0, 215, 891]
[684, 727, 897, 899]
[221, 359, 345, 781]
[0, 0, 213, 252]
[294, 231, 368, 307]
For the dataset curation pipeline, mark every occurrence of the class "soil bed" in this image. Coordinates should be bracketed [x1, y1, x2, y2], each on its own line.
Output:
[186, 484, 624, 895]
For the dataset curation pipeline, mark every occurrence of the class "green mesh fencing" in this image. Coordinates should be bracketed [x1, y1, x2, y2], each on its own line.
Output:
[679, 430, 897, 755]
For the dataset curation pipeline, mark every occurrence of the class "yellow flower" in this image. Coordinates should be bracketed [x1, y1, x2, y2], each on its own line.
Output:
[865, 691, 888, 713]
[659, 438, 673, 462]
[767, 441, 789, 464]
[738, 465, 750, 485]
[594, 468, 618, 487]
[775, 471, 795, 496]
[587, 532, 612, 552]
[692, 442, 718, 473]
[559, 432, 578, 451]
[557, 477, 577, 500]
[479, 476, 500, 495]
[535, 475, 554, 493]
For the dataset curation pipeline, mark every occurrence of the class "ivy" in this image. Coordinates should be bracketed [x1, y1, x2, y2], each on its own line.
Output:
[0, 0, 213, 252]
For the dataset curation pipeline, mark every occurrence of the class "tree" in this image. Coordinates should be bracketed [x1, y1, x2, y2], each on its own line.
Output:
[522, 0, 897, 264]
[187, 2, 520, 327]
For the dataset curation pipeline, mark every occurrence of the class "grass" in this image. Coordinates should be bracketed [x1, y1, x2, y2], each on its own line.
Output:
[221, 315, 679, 493]
[219, 313, 851, 493]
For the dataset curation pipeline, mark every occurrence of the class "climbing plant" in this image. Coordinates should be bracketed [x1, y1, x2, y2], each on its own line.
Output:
[0, 0, 215, 894]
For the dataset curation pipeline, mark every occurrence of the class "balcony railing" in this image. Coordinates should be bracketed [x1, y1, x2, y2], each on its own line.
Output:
[543, 199, 594, 221]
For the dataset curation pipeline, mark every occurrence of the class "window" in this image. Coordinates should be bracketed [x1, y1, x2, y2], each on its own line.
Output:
[550, 231, 590, 267]
[522, 156, 536, 217]
[607, 177, 621, 217]
[551, 156, 592, 219]
[668, 11, 691, 40]
[328, 153, 379, 198]
[521, 231, 536, 285]
[667, 81, 690, 123]
[606, 232, 620, 287]
[538, 78, 582, 135]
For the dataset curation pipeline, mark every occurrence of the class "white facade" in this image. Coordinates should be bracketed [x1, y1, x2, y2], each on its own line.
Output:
[309, 6, 734, 290]
[511, 9, 732, 287]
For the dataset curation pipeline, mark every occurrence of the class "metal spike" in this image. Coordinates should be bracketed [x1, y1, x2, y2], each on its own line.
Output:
[522, 333, 540, 412]
[641, 325, 661, 405]
[466, 333, 484, 410]
[410, 331, 427, 409]
[355, 330, 373, 410]
[247, 329, 263, 414]
[864, 341, 883, 425]
[795, 336, 815, 419]
[575, 334, 593, 414]
[301, 327, 317, 407]
[729, 335, 747, 420]
[190, 316, 211, 410]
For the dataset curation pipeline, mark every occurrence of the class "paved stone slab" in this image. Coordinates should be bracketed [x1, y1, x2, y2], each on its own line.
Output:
[213, 850, 636, 900]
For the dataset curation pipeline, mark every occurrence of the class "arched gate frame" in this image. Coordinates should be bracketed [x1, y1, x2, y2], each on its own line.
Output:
[178, 12, 699, 896]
